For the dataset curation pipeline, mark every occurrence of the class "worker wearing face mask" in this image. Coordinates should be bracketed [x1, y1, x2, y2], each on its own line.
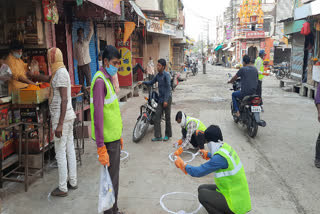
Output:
[90, 45, 125, 214]
[99, 51, 120, 94]
[173, 111, 207, 156]
[5, 40, 36, 94]
[174, 125, 251, 214]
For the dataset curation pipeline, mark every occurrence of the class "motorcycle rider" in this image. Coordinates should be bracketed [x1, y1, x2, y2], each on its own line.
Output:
[174, 111, 207, 156]
[174, 125, 251, 214]
[228, 55, 258, 117]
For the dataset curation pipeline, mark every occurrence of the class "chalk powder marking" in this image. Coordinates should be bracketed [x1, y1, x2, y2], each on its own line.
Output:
[120, 151, 129, 161]
[169, 151, 198, 163]
[160, 192, 202, 214]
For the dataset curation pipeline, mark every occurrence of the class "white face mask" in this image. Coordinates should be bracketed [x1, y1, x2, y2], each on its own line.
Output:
[98, 60, 103, 67]
[207, 141, 223, 156]
[180, 113, 186, 128]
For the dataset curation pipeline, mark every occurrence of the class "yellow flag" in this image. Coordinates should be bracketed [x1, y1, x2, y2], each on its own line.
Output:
[123, 22, 136, 43]
[160, 20, 165, 28]
[113, 0, 121, 9]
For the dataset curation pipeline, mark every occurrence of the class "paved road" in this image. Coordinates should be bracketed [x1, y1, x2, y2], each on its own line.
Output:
[1, 65, 320, 214]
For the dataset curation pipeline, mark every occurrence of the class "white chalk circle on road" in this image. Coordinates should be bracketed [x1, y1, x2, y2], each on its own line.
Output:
[160, 192, 202, 214]
[120, 151, 129, 161]
[169, 151, 196, 163]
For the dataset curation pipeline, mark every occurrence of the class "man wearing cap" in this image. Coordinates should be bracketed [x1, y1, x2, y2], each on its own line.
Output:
[174, 125, 251, 214]
[255, 50, 266, 97]
[173, 111, 206, 156]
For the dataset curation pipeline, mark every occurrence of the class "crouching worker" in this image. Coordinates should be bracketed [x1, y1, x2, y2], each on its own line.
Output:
[174, 125, 251, 214]
[173, 111, 206, 156]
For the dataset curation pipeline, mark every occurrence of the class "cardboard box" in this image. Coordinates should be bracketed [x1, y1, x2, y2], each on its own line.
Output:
[0, 104, 10, 128]
[12, 87, 49, 104]
[2, 139, 15, 160]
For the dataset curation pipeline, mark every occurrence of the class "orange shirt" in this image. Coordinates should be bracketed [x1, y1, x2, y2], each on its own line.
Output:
[4, 54, 28, 94]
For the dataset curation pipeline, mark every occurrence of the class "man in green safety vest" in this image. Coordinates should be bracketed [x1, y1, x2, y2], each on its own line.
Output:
[173, 111, 207, 156]
[174, 125, 251, 214]
[90, 45, 125, 214]
[255, 50, 266, 97]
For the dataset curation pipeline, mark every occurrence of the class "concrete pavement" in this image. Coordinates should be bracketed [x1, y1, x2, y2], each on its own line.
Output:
[1, 65, 320, 214]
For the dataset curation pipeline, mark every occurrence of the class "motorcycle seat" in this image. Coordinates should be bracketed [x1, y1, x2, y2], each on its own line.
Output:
[241, 95, 260, 105]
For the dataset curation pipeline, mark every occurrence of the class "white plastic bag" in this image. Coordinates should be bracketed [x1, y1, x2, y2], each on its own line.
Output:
[98, 166, 115, 213]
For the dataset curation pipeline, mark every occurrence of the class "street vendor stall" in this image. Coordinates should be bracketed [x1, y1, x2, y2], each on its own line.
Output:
[0, 0, 85, 192]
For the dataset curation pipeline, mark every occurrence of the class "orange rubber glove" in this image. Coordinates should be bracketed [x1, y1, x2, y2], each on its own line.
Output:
[97, 146, 110, 166]
[175, 156, 187, 175]
[200, 149, 210, 160]
[177, 139, 183, 146]
[196, 130, 204, 136]
[120, 137, 123, 150]
[174, 147, 183, 156]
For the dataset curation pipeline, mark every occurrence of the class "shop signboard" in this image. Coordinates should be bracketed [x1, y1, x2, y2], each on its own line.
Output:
[116, 34, 132, 86]
[87, 0, 121, 15]
[246, 31, 265, 39]
[146, 19, 176, 36]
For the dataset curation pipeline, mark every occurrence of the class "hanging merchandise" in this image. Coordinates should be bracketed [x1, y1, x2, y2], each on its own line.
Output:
[42, 0, 59, 24]
[76, 0, 83, 6]
[51, 1, 59, 24]
[301, 22, 311, 35]
[43, 0, 52, 22]
[123, 22, 136, 43]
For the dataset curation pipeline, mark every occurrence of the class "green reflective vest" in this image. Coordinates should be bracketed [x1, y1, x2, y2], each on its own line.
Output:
[90, 71, 123, 143]
[255, 57, 264, 80]
[214, 143, 251, 214]
[185, 116, 206, 132]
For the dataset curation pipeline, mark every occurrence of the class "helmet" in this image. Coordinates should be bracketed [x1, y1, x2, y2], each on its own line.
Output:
[259, 50, 266, 56]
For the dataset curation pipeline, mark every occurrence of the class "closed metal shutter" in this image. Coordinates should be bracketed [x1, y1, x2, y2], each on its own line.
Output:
[72, 21, 98, 85]
[291, 33, 305, 81]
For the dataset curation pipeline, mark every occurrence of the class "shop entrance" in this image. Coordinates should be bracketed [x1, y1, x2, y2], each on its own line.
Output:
[248, 46, 257, 61]
[55, 23, 69, 67]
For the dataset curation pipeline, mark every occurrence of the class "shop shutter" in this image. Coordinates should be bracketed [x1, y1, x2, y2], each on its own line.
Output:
[72, 21, 98, 85]
[291, 33, 305, 81]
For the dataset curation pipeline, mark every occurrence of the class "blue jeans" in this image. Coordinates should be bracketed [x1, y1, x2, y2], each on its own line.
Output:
[232, 91, 242, 112]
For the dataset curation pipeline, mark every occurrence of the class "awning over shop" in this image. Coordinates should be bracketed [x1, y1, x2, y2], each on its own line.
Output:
[284, 19, 306, 35]
[294, 0, 320, 20]
[215, 45, 223, 51]
[129, 1, 147, 20]
[228, 47, 235, 52]
[87, 0, 121, 15]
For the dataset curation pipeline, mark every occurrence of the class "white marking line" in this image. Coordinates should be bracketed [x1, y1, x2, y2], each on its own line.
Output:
[168, 151, 196, 163]
[160, 192, 202, 214]
[120, 151, 129, 161]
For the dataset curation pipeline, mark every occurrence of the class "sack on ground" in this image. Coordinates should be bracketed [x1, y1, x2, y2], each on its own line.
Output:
[98, 165, 115, 213]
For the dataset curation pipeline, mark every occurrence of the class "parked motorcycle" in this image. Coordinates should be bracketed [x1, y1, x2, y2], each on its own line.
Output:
[228, 74, 266, 138]
[132, 89, 159, 142]
[270, 62, 290, 79]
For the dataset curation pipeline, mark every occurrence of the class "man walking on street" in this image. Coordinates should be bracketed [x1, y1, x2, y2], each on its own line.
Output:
[90, 45, 125, 214]
[138, 59, 172, 141]
[74, 20, 94, 100]
[28, 48, 77, 196]
[255, 50, 266, 97]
